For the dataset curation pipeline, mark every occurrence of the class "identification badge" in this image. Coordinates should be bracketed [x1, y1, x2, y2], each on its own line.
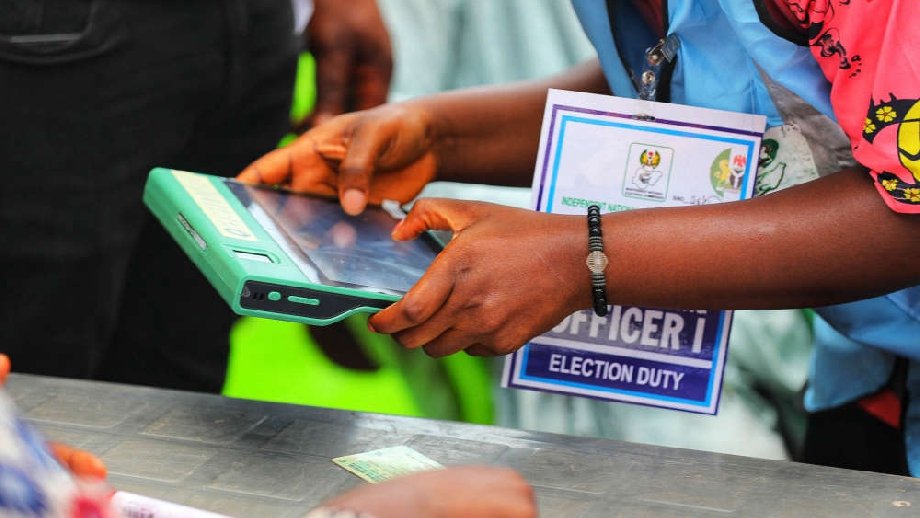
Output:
[500, 89, 766, 414]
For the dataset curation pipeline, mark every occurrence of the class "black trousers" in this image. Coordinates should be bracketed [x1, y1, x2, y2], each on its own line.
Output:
[802, 401, 909, 475]
[0, 0, 298, 392]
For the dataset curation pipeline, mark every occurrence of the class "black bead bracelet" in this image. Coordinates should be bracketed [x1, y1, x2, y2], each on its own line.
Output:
[585, 205, 609, 317]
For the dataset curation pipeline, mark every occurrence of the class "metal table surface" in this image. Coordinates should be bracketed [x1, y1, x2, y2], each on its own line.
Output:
[7, 374, 920, 518]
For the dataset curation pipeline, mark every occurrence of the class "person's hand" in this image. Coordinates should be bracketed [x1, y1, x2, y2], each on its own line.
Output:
[369, 199, 589, 357]
[316, 466, 536, 518]
[302, 0, 392, 129]
[239, 103, 437, 216]
[0, 355, 107, 480]
[48, 443, 107, 480]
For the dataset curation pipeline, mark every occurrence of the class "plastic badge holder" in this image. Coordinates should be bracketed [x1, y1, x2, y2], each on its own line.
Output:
[143, 168, 444, 325]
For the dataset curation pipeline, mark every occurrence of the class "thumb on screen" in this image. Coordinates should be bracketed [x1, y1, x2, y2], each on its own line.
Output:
[391, 198, 477, 241]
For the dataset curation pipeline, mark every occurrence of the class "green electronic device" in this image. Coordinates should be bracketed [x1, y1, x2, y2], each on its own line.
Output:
[143, 168, 444, 325]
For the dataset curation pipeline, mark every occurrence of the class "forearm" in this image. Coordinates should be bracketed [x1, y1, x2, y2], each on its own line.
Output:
[412, 59, 610, 186]
[570, 169, 920, 311]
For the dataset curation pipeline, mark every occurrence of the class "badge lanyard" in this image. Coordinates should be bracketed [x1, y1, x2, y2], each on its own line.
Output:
[637, 35, 679, 102]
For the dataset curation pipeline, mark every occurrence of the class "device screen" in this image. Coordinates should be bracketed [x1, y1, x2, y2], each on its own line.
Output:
[224, 180, 441, 295]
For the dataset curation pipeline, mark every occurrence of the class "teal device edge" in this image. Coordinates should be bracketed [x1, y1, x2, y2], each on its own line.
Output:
[143, 167, 411, 325]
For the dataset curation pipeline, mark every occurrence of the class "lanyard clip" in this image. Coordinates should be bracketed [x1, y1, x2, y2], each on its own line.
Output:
[638, 34, 679, 101]
[646, 35, 679, 66]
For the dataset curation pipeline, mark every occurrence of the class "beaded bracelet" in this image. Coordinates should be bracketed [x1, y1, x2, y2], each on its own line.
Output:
[585, 205, 609, 317]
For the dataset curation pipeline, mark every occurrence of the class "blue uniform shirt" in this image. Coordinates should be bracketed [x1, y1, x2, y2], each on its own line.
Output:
[571, 0, 920, 474]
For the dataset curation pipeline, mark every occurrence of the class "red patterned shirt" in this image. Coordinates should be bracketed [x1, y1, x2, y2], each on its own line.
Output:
[632, 1, 920, 212]
[781, 0, 920, 213]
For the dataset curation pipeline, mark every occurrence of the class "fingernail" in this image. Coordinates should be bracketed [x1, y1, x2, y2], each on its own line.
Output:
[315, 143, 347, 160]
[367, 320, 377, 333]
[316, 142, 345, 152]
[342, 189, 366, 216]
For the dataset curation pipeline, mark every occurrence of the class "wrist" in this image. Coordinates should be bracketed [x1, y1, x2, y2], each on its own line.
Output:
[561, 210, 616, 315]
[387, 99, 439, 183]
[542, 213, 598, 315]
[410, 95, 464, 183]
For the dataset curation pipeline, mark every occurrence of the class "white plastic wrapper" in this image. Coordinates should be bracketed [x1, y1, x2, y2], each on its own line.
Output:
[112, 492, 230, 518]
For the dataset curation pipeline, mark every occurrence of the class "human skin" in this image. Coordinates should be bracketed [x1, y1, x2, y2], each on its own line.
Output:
[239, 59, 609, 214]
[302, 0, 393, 129]
[239, 60, 920, 357]
[316, 466, 536, 518]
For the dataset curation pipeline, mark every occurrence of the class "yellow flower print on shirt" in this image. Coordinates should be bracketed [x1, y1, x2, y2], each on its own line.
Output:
[864, 117, 877, 134]
[904, 188, 920, 202]
[876, 105, 897, 123]
[882, 178, 899, 191]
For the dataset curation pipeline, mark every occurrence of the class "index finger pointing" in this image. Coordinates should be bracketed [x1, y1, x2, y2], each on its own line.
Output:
[337, 123, 390, 215]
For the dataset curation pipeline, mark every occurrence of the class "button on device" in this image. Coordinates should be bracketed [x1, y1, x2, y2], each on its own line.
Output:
[288, 295, 320, 306]
[268, 291, 282, 301]
[233, 250, 273, 263]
